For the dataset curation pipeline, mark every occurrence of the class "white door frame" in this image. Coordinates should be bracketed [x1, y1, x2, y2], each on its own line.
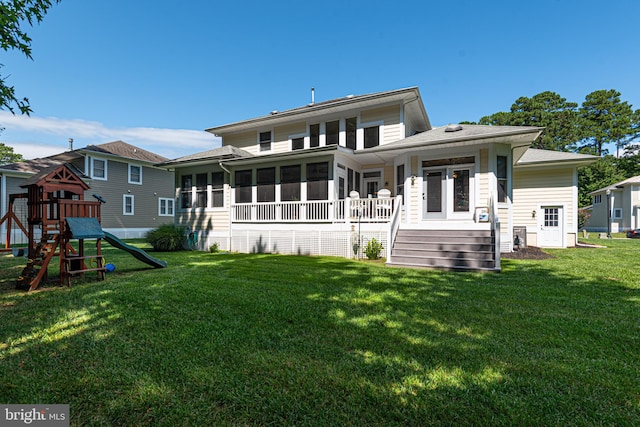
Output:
[421, 164, 475, 220]
[537, 204, 566, 247]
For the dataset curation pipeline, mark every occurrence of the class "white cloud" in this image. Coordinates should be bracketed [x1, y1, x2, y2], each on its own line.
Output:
[0, 112, 220, 160]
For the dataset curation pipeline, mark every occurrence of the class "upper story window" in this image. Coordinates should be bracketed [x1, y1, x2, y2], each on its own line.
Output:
[128, 164, 142, 184]
[292, 137, 304, 150]
[497, 155, 508, 203]
[364, 126, 379, 148]
[346, 117, 357, 150]
[91, 158, 107, 180]
[310, 124, 320, 148]
[326, 121, 339, 145]
[593, 194, 602, 204]
[259, 131, 272, 152]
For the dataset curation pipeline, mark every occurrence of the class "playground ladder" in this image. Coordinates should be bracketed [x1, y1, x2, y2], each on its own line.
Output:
[16, 232, 60, 291]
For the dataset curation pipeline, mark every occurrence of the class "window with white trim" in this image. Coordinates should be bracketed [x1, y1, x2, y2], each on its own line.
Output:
[128, 164, 142, 184]
[326, 121, 339, 145]
[180, 175, 192, 208]
[158, 198, 174, 216]
[212, 172, 224, 207]
[364, 126, 379, 148]
[593, 194, 602, 204]
[497, 155, 508, 203]
[91, 158, 107, 180]
[346, 117, 357, 149]
[123, 194, 134, 215]
[613, 208, 622, 219]
[259, 131, 272, 152]
[310, 124, 320, 148]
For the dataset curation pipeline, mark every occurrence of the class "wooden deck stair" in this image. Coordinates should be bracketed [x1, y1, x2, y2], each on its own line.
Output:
[387, 229, 498, 271]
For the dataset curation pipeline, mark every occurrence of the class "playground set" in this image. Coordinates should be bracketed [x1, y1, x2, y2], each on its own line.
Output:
[0, 163, 166, 291]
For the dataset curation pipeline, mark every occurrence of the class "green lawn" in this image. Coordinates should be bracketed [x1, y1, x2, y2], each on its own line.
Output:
[0, 239, 638, 426]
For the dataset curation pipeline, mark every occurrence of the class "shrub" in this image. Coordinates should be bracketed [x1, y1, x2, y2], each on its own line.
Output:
[209, 242, 220, 253]
[364, 238, 383, 260]
[146, 224, 187, 252]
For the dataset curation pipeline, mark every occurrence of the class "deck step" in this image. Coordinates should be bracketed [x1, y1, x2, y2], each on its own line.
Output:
[388, 229, 498, 272]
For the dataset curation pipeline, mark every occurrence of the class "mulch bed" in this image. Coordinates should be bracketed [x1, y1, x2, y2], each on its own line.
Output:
[501, 246, 555, 260]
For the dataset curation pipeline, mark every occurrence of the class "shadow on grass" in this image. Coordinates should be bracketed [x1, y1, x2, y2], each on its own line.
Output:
[0, 246, 638, 425]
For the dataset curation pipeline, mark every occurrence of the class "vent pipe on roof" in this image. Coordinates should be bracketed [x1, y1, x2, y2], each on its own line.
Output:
[68, 138, 74, 151]
[311, 87, 315, 105]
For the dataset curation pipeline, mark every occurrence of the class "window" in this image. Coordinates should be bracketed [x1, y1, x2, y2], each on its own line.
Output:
[128, 164, 142, 184]
[123, 194, 134, 215]
[355, 171, 361, 193]
[91, 158, 107, 180]
[195, 173, 207, 208]
[180, 175, 192, 208]
[594, 194, 602, 204]
[347, 168, 354, 193]
[159, 198, 174, 216]
[497, 155, 508, 203]
[326, 121, 339, 145]
[396, 164, 405, 198]
[212, 172, 224, 207]
[259, 131, 272, 152]
[281, 165, 301, 201]
[235, 170, 252, 203]
[310, 124, 320, 147]
[256, 167, 275, 202]
[346, 117, 357, 149]
[613, 208, 622, 219]
[453, 169, 470, 212]
[364, 126, 379, 148]
[292, 137, 304, 150]
[307, 162, 328, 200]
[544, 207, 559, 227]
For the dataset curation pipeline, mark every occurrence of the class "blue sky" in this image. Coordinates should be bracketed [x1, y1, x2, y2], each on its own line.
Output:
[1, 0, 639, 160]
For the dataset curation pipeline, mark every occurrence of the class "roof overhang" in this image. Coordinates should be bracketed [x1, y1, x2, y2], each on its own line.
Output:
[221, 145, 341, 167]
[206, 87, 430, 136]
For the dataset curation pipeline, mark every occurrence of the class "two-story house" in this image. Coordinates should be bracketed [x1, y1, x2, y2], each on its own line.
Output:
[584, 175, 640, 234]
[159, 87, 596, 270]
[0, 140, 175, 244]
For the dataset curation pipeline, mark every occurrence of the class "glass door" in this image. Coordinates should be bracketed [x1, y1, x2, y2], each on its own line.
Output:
[423, 168, 446, 219]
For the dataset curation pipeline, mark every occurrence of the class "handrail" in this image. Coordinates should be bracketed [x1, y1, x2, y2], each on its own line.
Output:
[387, 195, 403, 259]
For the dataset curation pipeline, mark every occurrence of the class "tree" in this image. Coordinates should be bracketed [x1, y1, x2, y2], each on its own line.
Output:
[577, 155, 626, 207]
[578, 89, 638, 156]
[0, 141, 24, 164]
[0, 0, 61, 115]
[478, 91, 581, 152]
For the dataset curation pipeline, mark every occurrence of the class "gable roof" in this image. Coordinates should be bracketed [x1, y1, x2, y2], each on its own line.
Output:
[20, 163, 89, 192]
[589, 175, 640, 195]
[205, 87, 430, 136]
[80, 141, 169, 164]
[516, 148, 598, 167]
[157, 145, 254, 167]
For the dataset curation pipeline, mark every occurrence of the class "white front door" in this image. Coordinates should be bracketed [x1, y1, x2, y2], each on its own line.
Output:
[539, 206, 564, 247]
[362, 170, 383, 198]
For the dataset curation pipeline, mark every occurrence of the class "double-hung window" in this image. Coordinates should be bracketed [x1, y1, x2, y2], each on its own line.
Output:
[159, 198, 174, 216]
[91, 158, 107, 180]
[128, 164, 142, 184]
[259, 131, 272, 152]
[364, 126, 380, 148]
[309, 124, 320, 148]
[326, 121, 339, 145]
[123, 194, 134, 215]
[346, 117, 357, 149]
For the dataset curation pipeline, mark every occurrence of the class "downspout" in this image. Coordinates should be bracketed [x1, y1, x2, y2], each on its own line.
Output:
[219, 161, 232, 252]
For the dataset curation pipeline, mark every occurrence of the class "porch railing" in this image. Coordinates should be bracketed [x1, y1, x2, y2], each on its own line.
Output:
[231, 197, 396, 223]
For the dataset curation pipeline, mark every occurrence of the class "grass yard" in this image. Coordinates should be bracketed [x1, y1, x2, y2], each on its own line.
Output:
[0, 239, 638, 426]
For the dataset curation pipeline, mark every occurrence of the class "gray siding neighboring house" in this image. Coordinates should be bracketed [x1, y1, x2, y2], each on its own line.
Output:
[584, 175, 640, 233]
[0, 141, 175, 242]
